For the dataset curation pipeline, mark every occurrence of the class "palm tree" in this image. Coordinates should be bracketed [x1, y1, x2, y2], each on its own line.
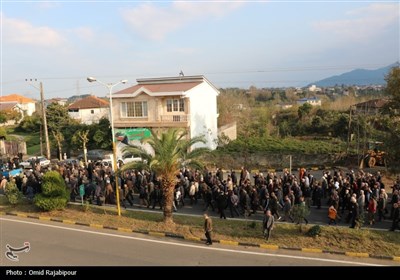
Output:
[121, 128, 209, 224]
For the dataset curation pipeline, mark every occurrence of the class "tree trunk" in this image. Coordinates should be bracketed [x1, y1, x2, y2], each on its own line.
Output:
[162, 175, 176, 224]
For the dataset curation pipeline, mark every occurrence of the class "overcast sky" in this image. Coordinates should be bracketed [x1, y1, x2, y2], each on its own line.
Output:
[1, 1, 399, 100]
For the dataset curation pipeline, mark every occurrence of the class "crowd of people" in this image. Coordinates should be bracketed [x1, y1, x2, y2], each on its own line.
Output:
[1, 157, 399, 236]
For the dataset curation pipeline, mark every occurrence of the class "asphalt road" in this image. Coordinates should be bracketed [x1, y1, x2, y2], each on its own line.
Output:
[0, 217, 395, 266]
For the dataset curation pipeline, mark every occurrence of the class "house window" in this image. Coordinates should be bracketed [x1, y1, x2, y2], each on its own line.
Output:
[166, 98, 184, 112]
[91, 110, 94, 114]
[120, 101, 148, 118]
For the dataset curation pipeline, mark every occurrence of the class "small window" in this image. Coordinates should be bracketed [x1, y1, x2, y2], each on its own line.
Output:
[91, 110, 94, 114]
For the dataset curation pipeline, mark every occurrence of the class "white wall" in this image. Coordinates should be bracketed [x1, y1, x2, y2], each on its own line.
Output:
[21, 102, 36, 116]
[186, 82, 219, 150]
[70, 107, 110, 125]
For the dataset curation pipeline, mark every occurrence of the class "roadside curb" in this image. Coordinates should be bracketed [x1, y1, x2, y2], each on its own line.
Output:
[2, 211, 399, 262]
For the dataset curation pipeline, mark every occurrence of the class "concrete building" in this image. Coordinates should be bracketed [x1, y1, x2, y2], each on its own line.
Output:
[112, 75, 220, 150]
[68, 95, 110, 125]
[297, 97, 322, 106]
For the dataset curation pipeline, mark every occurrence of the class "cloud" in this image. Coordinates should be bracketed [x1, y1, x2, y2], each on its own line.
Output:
[121, 1, 244, 41]
[2, 13, 66, 47]
[71, 27, 95, 42]
[312, 3, 399, 41]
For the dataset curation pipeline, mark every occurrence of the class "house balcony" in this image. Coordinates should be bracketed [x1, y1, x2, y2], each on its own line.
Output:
[160, 114, 189, 122]
[114, 114, 190, 128]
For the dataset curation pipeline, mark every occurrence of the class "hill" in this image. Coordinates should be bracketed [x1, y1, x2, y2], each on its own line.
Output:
[312, 62, 398, 87]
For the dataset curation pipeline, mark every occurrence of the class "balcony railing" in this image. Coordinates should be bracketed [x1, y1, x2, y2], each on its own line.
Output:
[160, 115, 189, 122]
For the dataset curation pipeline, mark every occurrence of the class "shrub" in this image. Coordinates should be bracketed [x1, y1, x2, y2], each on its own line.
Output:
[34, 171, 69, 211]
[307, 225, 321, 237]
[5, 181, 22, 205]
[33, 195, 68, 211]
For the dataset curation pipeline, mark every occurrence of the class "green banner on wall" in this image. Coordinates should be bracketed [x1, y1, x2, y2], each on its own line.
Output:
[114, 128, 151, 142]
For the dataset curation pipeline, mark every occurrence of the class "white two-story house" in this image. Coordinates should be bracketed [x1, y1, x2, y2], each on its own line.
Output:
[112, 75, 219, 150]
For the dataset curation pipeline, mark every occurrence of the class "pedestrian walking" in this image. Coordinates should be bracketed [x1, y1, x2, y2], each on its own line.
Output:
[263, 210, 275, 241]
[204, 213, 213, 245]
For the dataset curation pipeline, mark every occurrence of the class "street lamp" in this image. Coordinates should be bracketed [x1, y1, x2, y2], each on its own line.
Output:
[87, 76, 127, 216]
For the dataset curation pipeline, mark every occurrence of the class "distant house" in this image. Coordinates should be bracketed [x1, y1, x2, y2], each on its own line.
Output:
[308, 85, 322, 92]
[277, 103, 294, 110]
[297, 97, 321, 106]
[68, 95, 109, 125]
[45, 98, 68, 107]
[112, 75, 220, 150]
[0, 94, 36, 116]
[353, 99, 388, 115]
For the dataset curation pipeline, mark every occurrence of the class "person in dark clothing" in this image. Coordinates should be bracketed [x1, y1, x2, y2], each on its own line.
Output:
[228, 190, 240, 218]
[390, 203, 399, 231]
[349, 197, 359, 228]
[216, 190, 227, 219]
[204, 214, 213, 245]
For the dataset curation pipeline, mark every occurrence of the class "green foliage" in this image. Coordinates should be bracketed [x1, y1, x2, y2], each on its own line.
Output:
[16, 114, 41, 132]
[0, 127, 7, 139]
[298, 103, 312, 119]
[218, 136, 344, 154]
[34, 171, 68, 211]
[292, 202, 310, 225]
[380, 66, 400, 167]
[34, 196, 69, 211]
[41, 171, 67, 197]
[0, 112, 7, 124]
[46, 103, 71, 131]
[5, 181, 22, 205]
[307, 225, 321, 237]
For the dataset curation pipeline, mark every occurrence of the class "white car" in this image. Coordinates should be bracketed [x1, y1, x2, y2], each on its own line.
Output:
[118, 154, 143, 165]
[20, 156, 50, 169]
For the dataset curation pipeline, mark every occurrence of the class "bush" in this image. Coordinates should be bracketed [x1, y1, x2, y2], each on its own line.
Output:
[5, 181, 22, 205]
[34, 171, 69, 211]
[41, 171, 67, 197]
[34, 195, 69, 211]
[307, 225, 321, 237]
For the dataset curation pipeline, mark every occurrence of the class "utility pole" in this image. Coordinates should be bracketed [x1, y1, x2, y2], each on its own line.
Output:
[26, 79, 51, 159]
[40, 82, 51, 159]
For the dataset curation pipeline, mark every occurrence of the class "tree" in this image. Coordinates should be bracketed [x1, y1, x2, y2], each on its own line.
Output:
[381, 66, 400, 168]
[298, 103, 312, 119]
[46, 103, 71, 131]
[91, 117, 112, 150]
[5, 180, 22, 206]
[384, 66, 400, 111]
[34, 171, 69, 211]
[52, 130, 64, 160]
[72, 130, 89, 165]
[121, 128, 209, 224]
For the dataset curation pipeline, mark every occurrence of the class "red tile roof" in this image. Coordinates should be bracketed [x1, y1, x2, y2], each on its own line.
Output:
[68, 95, 109, 110]
[354, 99, 388, 109]
[0, 102, 18, 111]
[0, 94, 35, 104]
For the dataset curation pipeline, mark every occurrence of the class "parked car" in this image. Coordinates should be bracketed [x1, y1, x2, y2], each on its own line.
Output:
[77, 150, 112, 162]
[117, 154, 143, 165]
[100, 153, 143, 169]
[19, 156, 50, 169]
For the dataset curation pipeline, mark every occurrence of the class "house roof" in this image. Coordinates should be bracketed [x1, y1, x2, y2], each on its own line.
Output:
[113, 75, 218, 97]
[0, 102, 18, 111]
[68, 95, 109, 110]
[354, 99, 388, 109]
[298, 97, 320, 102]
[0, 94, 35, 104]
